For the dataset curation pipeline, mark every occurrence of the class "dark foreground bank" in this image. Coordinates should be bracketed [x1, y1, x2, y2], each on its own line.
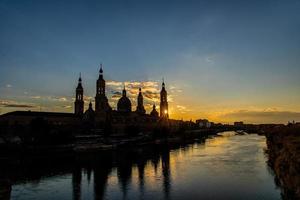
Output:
[265, 125, 300, 200]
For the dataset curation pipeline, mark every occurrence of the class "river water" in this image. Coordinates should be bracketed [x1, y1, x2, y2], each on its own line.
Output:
[4, 132, 281, 200]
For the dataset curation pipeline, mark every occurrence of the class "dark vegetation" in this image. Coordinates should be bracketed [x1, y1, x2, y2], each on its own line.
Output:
[265, 125, 300, 200]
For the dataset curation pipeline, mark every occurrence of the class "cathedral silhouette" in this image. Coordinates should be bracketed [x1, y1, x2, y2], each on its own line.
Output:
[0, 64, 174, 136]
[74, 64, 169, 121]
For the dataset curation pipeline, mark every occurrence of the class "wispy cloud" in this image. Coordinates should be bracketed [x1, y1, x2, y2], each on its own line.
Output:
[106, 80, 123, 87]
[219, 109, 300, 124]
[0, 100, 35, 108]
[30, 95, 72, 102]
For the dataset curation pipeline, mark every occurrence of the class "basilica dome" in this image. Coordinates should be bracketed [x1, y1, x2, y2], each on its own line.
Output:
[117, 88, 132, 113]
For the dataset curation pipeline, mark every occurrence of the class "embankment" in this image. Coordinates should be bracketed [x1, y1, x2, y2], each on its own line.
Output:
[265, 126, 300, 199]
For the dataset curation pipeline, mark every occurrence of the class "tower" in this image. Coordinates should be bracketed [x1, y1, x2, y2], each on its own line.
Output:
[136, 88, 146, 114]
[74, 73, 84, 116]
[160, 79, 169, 118]
[95, 64, 111, 113]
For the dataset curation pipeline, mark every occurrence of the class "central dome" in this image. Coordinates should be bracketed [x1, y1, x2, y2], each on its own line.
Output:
[117, 87, 132, 113]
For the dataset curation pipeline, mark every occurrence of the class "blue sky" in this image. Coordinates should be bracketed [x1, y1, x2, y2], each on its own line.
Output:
[0, 0, 300, 123]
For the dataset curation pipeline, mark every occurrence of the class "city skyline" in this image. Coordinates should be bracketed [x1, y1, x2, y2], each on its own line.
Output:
[1, 0, 300, 123]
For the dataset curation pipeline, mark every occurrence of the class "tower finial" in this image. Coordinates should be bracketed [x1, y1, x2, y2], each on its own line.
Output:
[122, 83, 126, 97]
[99, 63, 103, 74]
[162, 77, 165, 87]
[79, 72, 82, 82]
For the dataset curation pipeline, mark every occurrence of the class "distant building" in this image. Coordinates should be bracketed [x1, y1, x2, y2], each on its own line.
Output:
[196, 119, 211, 128]
[234, 121, 244, 127]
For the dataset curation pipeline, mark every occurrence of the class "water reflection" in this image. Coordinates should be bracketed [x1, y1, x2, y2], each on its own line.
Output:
[0, 133, 282, 200]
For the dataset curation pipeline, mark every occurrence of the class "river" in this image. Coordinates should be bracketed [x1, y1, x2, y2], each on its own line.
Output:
[2, 132, 281, 200]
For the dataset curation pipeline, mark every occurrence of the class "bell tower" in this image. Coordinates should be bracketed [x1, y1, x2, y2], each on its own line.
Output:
[136, 88, 146, 114]
[95, 64, 111, 113]
[160, 79, 169, 119]
[74, 73, 84, 116]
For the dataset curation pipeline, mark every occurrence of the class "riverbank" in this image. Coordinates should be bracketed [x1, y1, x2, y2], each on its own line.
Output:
[265, 125, 300, 199]
[0, 128, 217, 159]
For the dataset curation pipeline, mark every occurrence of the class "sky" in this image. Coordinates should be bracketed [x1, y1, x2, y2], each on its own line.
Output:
[0, 0, 300, 124]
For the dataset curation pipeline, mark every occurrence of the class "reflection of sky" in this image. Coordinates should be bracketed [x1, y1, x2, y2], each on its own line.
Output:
[11, 133, 281, 200]
[1, 0, 300, 123]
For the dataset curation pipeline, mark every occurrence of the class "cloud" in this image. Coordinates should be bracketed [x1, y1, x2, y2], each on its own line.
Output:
[62, 105, 72, 109]
[31, 96, 41, 99]
[6, 84, 12, 88]
[143, 91, 160, 102]
[106, 80, 123, 87]
[111, 92, 122, 100]
[4, 104, 35, 108]
[30, 95, 72, 102]
[176, 105, 187, 110]
[48, 96, 70, 102]
[220, 110, 300, 124]
[0, 100, 35, 108]
[205, 56, 215, 64]
[112, 91, 122, 95]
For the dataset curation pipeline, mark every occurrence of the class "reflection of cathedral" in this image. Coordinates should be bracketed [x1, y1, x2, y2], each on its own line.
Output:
[74, 64, 169, 121]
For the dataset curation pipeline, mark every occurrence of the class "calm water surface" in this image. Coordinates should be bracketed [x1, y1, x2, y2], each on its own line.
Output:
[6, 132, 281, 200]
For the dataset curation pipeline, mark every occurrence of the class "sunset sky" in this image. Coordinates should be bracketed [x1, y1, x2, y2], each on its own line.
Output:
[0, 0, 300, 124]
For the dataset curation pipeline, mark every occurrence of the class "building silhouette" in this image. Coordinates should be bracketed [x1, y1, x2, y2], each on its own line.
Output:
[160, 79, 169, 119]
[76, 64, 169, 122]
[74, 74, 84, 116]
[136, 88, 146, 114]
[95, 64, 111, 114]
[0, 64, 175, 136]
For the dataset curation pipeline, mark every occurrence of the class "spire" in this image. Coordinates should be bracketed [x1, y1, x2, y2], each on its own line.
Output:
[79, 73, 82, 82]
[162, 77, 165, 88]
[89, 100, 92, 109]
[99, 63, 103, 74]
[77, 73, 83, 89]
[122, 83, 126, 96]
